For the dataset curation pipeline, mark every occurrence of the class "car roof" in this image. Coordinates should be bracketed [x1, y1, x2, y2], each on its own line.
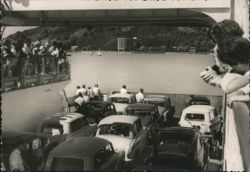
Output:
[98, 115, 138, 126]
[144, 97, 167, 102]
[41, 112, 84, 124]
[48, 137, 109, 158]
[84, 101, 112, 106]
[183, 105, 215, 113]
[190, 96, 210, 102]
[159, 127, 197, 136]
[125, 103, 156, 110]
[145, 95, 168, 99]
[109, 93, 134, 98]
[2, 130, 48, 153]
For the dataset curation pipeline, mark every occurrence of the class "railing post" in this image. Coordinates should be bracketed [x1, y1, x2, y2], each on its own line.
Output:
[222, 93, 227, 171]
[41, 56, 45, 75]
[1, 57, 5, 91]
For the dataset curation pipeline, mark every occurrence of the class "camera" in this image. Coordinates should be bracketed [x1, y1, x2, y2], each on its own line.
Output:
[211, 65, 222, 75]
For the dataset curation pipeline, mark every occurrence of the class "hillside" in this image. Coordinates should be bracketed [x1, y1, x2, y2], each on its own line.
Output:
[6, 26, 215, 52]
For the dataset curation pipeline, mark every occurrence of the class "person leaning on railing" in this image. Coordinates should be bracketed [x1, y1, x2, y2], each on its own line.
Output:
[200, 19, 244, 85]
[1, 39, 12, 78]
[217, 37, 250, 107]
[200, 20, 249, 107]
[201, 37, 249, 107]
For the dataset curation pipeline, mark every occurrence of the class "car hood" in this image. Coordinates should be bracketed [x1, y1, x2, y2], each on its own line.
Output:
[113, 103, 128, 113]
[97, 135, 133, 152]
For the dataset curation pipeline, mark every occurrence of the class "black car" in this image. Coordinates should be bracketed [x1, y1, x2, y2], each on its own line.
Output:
[141, 127, 209, 171]
[76, 101, 117, 123]
[143, 95, 175, 122]
[44, 137, 125, 171]
[124, 103, 164, 138]
[185, 96, 211, 107]
[2, 131, 51, 171]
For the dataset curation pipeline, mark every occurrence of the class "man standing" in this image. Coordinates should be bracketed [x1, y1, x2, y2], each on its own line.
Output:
[120, 85, 127, 94]
[83, 91, 90, 103]
[136, 88, 144, 103]
[80, 84, 87, 95]
[93, 84, 101, 101]
[74, 92, 84, 109]
[75, 86, 81, 97]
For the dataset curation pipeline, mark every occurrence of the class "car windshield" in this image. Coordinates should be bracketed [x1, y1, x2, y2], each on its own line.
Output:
[191, 101, 210, 105]
[185, 113, 205, 121]
[51, 157, 84, 171]
[41, 124, 63, 136]
[109, 97, 129, 104]
[98, 123, 134, 138]
[158, 133, 192, 155]
[153, 154, 196, 170]
[145, 101, 165, 107]
[86, 104, 103, 111]
[125, 109, 153, 118]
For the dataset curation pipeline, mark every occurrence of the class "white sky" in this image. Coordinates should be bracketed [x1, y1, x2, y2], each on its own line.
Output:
[2, 26, 37, 38]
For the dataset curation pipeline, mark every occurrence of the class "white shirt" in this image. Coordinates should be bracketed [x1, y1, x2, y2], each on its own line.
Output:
[221, 73, 242, 93]
[51, 48, 59, 57]
[136, 92, 144, 102]
[239, 84, 250, 94]
[9, 149, 25, 171]
[221, 71, 249, 94]
[75, 96, 84, 106]
[239, 71, 250, 94]
[75, 89, 82, 96]
[83, 95, 90, 103]
[93, 87, 100, 96]
[79, 88, 87, 94]
[120, 88, 127, 94]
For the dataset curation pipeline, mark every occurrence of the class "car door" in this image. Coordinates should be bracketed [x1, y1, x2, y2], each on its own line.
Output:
[97, 144, 124, 170]
[165, 98, 175, 120]
[105, 104, 116, 116]
[210, 109, 221, 134]
[196, 135, 205, 167]
[153, 106, 164, 128]
[129, 119, 148, 160]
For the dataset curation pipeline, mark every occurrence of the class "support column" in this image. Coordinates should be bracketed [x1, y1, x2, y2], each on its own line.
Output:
[230, 0, 249, 40]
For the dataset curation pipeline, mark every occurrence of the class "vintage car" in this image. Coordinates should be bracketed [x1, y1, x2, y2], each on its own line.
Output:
[140, 127, 209, 171]
[178, 105, 222, 139]
[76, 101, 117, 123]
[2, 130, 51, 171]
[143, 95, 175, 122]
[123, 103, 164, 136]
[108, 93, 136, 114]
[44, 137, 125, 171]
[95, 115, 149, 163]
[185, 96, 211, 107]
[37, 112, 97, 138]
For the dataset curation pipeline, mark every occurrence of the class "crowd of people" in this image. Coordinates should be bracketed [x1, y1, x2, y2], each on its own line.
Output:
[1, 38, 69, 88]
[74, 84, 102, 108]
[200, 19, 249, 108]
[74, 84, 146, 108]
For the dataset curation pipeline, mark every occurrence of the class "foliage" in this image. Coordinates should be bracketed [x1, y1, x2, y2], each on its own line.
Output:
[6, 26, 215, 52]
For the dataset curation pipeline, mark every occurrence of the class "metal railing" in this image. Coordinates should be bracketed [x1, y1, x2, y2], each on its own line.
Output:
[223, 99, 249, 171]
[1, 54, 71, 92]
